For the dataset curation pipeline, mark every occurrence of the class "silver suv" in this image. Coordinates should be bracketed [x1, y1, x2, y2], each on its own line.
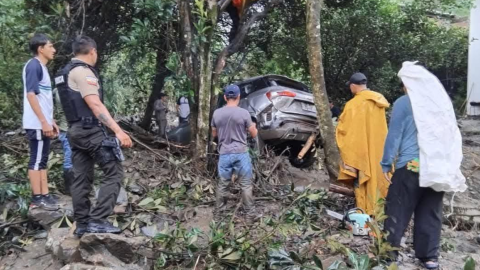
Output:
[217, 75, 321, 168]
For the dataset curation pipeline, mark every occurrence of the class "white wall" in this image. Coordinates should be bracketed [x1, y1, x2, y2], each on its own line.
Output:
[467, 0, 480, 115]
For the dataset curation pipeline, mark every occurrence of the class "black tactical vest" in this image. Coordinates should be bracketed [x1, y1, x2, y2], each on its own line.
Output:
[54, 60, 103, 123]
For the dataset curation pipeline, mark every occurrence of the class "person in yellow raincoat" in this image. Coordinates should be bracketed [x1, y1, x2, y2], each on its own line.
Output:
[336, 72, 390, 215]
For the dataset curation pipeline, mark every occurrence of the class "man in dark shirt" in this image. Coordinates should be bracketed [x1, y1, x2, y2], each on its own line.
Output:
[211, 84, 258, 222]
[330, 102, 341, 119]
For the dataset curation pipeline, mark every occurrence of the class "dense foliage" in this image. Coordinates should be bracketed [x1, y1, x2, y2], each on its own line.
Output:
[0, 0, 471, 129]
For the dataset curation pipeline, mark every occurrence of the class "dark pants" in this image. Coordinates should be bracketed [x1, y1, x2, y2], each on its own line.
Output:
[67, 124, 123, 224]
[384, 167, 444, 261]
[156, 116, 167, 137]
[26, 129, 51, 170]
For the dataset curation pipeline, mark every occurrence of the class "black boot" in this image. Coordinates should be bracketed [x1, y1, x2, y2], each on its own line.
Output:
[63, 168, 73, 195]
[87, 220, 122, 234]
[74, 222, 88, 237]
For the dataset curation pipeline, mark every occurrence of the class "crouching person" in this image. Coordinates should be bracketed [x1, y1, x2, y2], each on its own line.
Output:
[212, 84, 259, 222]
[55, 35, 132, 236]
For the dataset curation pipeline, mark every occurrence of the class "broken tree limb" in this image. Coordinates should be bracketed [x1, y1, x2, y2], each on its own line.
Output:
[0, 219, 29, 231]
[329, 184, 354, 197]
[124, 131, 170, 162]
[297, 133, 316, 160]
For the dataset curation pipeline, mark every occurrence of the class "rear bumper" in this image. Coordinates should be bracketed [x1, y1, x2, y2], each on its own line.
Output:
[258, 112, 319, 143]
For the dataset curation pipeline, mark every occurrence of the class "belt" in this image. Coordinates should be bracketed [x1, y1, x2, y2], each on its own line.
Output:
[68, 117, 101, 128]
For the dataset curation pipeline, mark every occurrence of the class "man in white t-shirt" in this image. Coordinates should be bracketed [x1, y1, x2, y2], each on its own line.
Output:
[22, 33, 59, 210]
[176, 96, 190, 123]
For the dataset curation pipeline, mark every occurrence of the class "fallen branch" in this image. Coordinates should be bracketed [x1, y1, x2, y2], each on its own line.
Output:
[329, 184, 354, 197]
[124, 131, 169, 162]
[264, 148, 289, 183]
[0, 219, 29, 231]
[0, 142, 24, 155]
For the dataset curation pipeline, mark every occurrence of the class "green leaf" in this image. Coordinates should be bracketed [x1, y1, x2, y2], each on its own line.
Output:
[388, 263, 399, 270]
[154, 205, 169, 213]
[289, 251, 302, 263]
[52, 216, 64, 229]
[188, 234, 198, 246]
[357, 254, 370, 270]
[327, 261, 347, 270]
[65, 216, 73, 228]
[221, 250, 242, 261]
[138, 197, 154, 206]
[268, 249, 294, 266]
[313, 255, 323, 269]
[464, 257, 476, 270]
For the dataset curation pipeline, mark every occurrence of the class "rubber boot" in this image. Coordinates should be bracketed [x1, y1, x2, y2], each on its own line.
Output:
[214, 180, 229, 222]
[63, 168, 73, 195]
[242, 186, 261, 223]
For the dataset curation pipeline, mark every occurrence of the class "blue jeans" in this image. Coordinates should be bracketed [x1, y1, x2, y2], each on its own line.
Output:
[218, 152, 253, 187]
[59, 131, 73, 170]
[216, 152, 254, 211]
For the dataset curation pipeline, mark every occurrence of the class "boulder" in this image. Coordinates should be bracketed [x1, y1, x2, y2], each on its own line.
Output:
[45, 227, 81, 264]
[78, 233, 152, 269]
[28, 195, 74, 229]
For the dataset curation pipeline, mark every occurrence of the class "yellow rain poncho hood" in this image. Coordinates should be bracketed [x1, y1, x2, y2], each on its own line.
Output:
[336, 90, 390, 214]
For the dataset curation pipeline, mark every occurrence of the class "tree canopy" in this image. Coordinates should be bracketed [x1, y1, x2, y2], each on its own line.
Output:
[0, 0, 470, 130]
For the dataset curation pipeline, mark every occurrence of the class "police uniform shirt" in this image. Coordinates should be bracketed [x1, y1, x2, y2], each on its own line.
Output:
[68, 58, 100, 97]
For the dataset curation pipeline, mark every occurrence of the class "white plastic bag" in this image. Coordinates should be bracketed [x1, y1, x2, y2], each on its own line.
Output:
[398, 61, 467, 192]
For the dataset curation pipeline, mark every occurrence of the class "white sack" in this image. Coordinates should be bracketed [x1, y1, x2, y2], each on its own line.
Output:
[398, 61, 467, 192]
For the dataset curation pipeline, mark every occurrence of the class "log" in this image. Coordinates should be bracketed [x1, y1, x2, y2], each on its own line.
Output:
[329, 184, 354, 197]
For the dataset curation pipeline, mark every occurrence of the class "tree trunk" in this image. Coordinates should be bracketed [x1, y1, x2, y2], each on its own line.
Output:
[306, 0, 340, 177]
[194, 0, 218, 157]
[178, 0, 201, 149]
[139, 46, 171, 130]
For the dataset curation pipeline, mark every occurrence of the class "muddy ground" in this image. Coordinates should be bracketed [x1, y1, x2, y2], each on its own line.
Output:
[1, 118, 480, 269]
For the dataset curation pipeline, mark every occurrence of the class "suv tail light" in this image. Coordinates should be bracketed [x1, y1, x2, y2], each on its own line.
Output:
[266, 90, 296, 100]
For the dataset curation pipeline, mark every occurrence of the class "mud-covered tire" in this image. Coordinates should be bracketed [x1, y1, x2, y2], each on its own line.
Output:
[289, 145, 316, 168]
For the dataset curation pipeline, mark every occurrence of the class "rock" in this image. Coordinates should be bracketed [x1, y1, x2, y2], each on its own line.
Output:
[28, 195, 74, 229]
[78, 233, 151, 269]
[457, 241, 478, 253]
[140, 224, 158, 238]
[113, 205, 126, 214]
[46, 228, 81, 264]
[34, 230, 48, 239]
[127, 183, 144, 195]
[60, 264, 114, 270]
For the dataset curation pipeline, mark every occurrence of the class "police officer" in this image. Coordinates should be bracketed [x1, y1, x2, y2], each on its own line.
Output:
[55, 35, 132, 236]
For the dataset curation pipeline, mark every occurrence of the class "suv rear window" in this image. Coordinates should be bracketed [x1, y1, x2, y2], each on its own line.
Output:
[270, 79, 310, 92]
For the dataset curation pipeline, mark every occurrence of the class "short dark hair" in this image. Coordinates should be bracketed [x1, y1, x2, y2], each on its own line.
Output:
[29, 33, 51, 55]
[72, 35, 97, 55]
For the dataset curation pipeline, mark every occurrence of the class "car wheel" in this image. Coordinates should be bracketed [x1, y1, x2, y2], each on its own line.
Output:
[289, 144, 316, 168]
